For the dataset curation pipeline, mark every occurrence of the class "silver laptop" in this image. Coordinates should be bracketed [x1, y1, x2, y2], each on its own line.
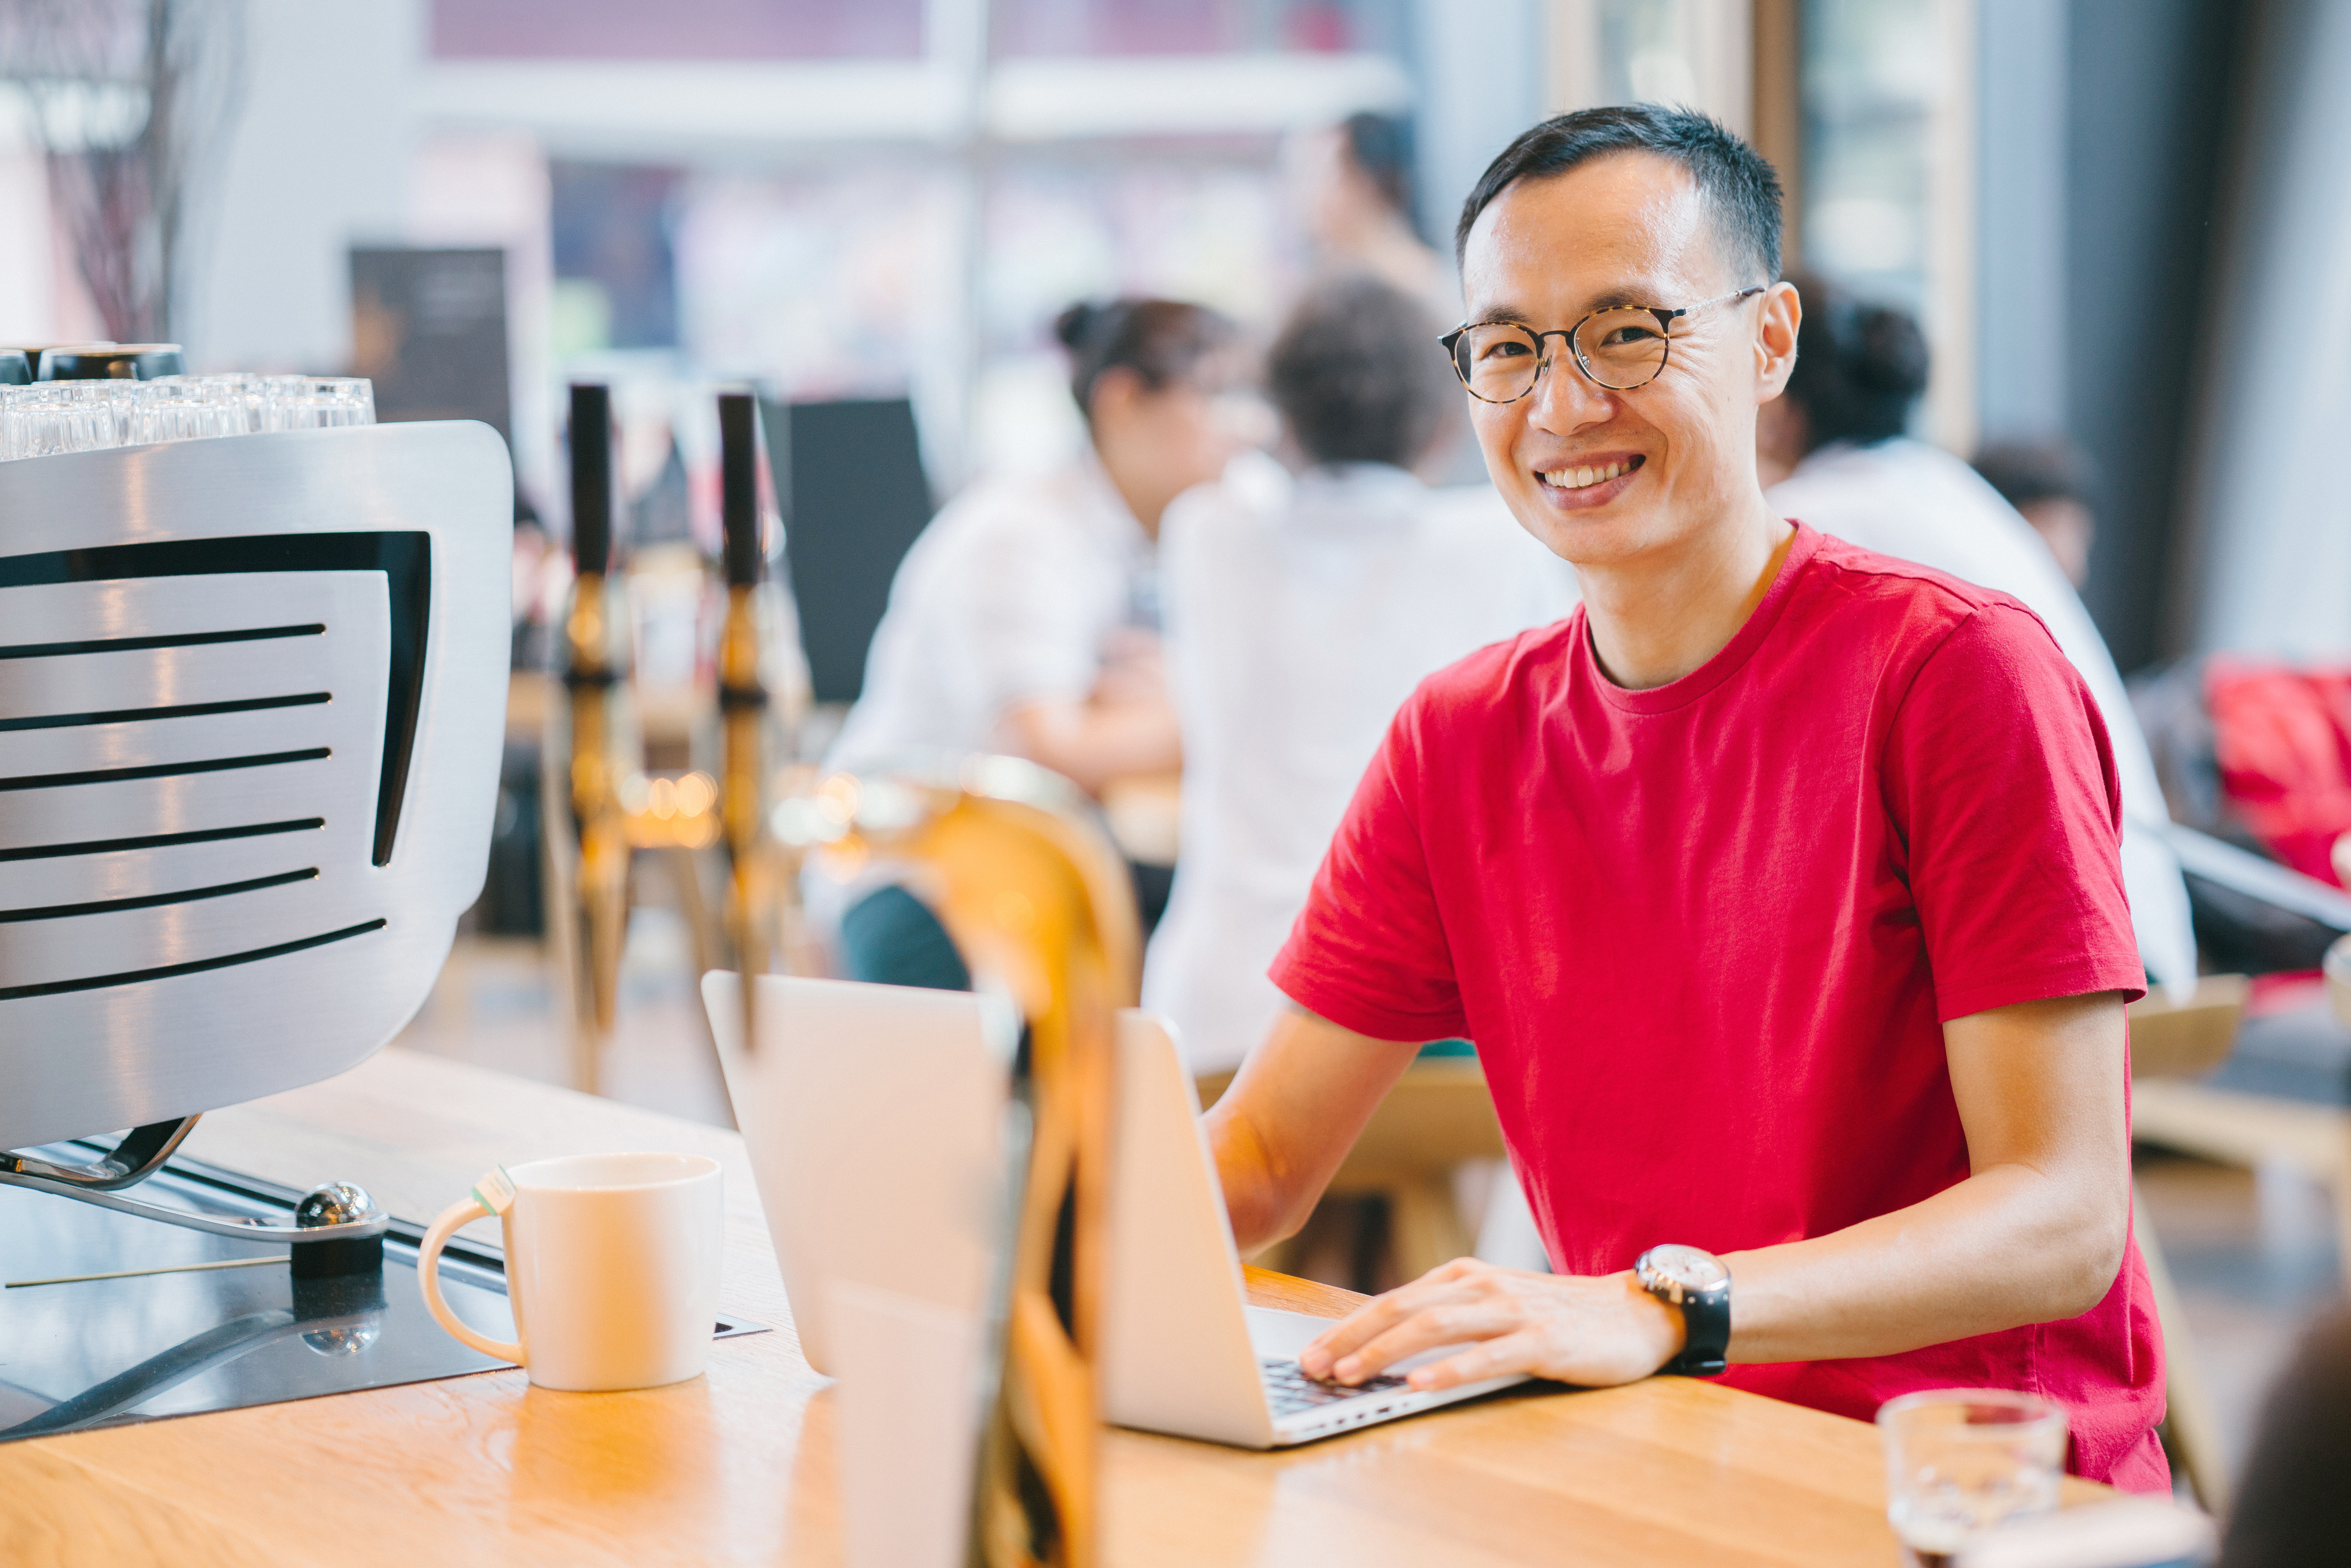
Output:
[701, 971, 1523, 1445]
[699, 970, 1012, 1376]
[1102, 1010, 1526, 1447]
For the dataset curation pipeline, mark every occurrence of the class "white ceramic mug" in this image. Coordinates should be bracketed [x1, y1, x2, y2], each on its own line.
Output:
[417, 1151, 724, 1392]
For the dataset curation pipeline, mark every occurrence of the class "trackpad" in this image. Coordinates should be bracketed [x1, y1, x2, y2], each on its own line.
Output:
[1243, 1306, 1466, 1376]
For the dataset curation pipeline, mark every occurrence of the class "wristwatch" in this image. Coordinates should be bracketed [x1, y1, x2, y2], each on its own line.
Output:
[1634, 1244, 1732, 1377]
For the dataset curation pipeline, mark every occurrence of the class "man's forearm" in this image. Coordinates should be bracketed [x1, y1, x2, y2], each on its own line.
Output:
[1726, 993, 2131, 1362]
[1206, 1099, 1293, 1253]
[1721, 1157, 2129, 1363]
[1206, 1007, 1423, 1254]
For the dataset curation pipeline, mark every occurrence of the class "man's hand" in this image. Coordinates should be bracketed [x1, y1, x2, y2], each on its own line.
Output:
[1297, 1259, 1684, 1392]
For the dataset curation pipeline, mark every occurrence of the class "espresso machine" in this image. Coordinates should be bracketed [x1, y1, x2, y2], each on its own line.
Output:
[0, 421, 560, 1436]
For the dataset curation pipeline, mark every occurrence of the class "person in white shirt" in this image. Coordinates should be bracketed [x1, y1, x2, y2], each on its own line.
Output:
[1757, 275, 2197, 998]
[828, 297, 1243, 795]
[1144, 275, 1580, 1075]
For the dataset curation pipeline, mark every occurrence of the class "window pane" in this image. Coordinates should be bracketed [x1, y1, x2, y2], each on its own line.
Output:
[430, 0, 924, 61]
[673, 163, 962, 403]
[1802, 0, 1936, 317]
[993, 0, 1408, 57]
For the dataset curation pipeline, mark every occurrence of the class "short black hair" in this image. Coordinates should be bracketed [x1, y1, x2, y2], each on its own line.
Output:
[1454, 105, 1784, 286]
[1269, 274, 1455, 470]
[1780, 270, 1929, 449]
[1053, 297, 1236, 424]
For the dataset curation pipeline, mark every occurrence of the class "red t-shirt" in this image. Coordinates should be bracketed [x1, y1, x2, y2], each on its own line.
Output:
[1271, 525, 2167, 1488]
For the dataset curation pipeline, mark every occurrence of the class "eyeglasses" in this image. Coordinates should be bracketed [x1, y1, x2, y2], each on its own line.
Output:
[1441, 286, 1767, 402]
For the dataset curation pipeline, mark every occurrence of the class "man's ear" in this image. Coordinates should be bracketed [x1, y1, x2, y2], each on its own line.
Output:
[1755, 280, 1801, 399]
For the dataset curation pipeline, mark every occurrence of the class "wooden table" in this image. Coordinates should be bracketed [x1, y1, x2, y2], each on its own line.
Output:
[0, 1050, 2103, 1566]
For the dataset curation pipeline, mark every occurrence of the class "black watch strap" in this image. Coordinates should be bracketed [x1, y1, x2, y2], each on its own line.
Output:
[1661, 1284, 1730, 1377]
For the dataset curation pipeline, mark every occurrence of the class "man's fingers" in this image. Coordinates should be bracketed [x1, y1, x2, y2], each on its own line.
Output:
[1327, 1300, 1519, 1384]
[1297, 1270, 1490, 1377]
[1298, 1296, 1410, 1378]
[1403, 1328, 1546, 1392]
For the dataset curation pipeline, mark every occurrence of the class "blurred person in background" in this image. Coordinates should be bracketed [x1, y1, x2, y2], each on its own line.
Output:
[1973, 437, 2099, 590]
[2219, 1306, 2351, 1565]
[1291, 111, 1485, 486]
[1292, 111, 1451, 312]
[824, 297, 1243, 987]
[1756, 274, 2197, 1001]
[828, 297, 1241, 795]
[1144, 275, 1577, 1077]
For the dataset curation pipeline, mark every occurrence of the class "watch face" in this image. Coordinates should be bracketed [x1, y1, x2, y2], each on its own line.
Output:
[1646, 1244, 1728, 1292]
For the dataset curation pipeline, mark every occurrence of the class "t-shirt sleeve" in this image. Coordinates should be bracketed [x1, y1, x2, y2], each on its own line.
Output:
[1268, 695, 1470, 1043]
[1884, 602, 2147, 1020]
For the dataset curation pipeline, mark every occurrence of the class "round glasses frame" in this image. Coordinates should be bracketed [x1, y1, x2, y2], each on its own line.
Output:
[1440, 285, 1767, 403]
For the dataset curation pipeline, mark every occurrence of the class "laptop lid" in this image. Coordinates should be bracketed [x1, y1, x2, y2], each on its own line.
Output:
[1101, 1011, 1278, 1449]
[701, 971, 1011, 1376]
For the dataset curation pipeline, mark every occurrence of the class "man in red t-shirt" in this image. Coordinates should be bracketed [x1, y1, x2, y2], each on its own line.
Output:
[1203, 104, 2167, 1489]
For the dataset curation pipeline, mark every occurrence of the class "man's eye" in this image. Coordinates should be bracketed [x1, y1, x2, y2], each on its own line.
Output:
[1596, 324, 1662, 348]
[1478, 338, 1532, 361]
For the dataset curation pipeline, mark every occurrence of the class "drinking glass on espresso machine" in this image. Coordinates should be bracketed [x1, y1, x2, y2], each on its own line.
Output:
[262, 375, 375, 429]
[0, 383, 123, 458]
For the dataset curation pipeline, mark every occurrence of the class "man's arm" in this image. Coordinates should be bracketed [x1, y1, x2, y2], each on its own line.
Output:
[1206, 1006, 1425, 1253]
[1287, 989, 2132, 1390]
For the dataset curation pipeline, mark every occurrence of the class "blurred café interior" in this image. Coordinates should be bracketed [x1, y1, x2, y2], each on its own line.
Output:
[2, 0, 2349, 1562]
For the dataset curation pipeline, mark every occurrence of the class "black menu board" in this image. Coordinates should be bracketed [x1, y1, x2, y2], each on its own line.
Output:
[349, 247, 512, 442]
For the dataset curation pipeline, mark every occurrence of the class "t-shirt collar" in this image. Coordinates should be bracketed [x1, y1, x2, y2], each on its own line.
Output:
[1581, 521, 1819, 715]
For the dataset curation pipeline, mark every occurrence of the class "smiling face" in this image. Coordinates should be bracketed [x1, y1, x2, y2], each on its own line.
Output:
[1459, 151, 1797, 569]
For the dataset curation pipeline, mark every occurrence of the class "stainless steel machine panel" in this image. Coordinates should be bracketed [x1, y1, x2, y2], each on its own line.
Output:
[0, 424, 513, 1147]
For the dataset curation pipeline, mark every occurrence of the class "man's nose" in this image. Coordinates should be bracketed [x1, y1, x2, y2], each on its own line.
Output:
[1525, 343, 1616, 433]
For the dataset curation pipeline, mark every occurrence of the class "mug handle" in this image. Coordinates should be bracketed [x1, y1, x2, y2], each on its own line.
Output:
[417, 1171, 524, 1364]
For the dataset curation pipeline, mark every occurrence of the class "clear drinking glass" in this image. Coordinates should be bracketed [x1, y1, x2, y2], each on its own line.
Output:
[1878, 1390, 2067, 1566]
[261, 375, 374, 430]
[137, 378, 237, 444]
[1, 383, 124, 459]
[192, 372, 270, 433]
[53, 380, 142, 446]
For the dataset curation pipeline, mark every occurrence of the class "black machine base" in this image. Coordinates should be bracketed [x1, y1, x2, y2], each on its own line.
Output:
[0, 1149, 764, 1442]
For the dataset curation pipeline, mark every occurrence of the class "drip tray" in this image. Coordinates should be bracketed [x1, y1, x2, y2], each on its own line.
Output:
[0, 1148, 766, 1442]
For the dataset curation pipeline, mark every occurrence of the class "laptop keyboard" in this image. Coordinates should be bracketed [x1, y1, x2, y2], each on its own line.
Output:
[1260, 1357, 1411, 1417]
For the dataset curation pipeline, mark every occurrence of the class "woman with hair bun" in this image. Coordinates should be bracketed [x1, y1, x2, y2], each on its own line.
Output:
[1758, 272, 2197, 1003]
[829, 295, 1244, 796]
[823, 296, 1246, 983]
